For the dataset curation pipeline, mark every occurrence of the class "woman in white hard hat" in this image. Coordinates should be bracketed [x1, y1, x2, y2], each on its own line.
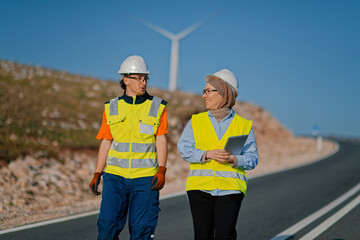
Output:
[177, 69, 258, 240]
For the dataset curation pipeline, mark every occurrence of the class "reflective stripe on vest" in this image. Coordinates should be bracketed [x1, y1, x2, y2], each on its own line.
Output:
[109, 98, 118, 116]
[188, 169, 247, 182]
[186, 111, 252, 195]
[149, 96, 162, 117]
[108, 156, 158, 168]
[110, 141, 156, 153]
[104, 95, 165, 179]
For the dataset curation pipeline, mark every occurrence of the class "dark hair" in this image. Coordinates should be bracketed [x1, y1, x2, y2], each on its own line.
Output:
[119, 79, 126, 90]
[119, 74, 128, 90]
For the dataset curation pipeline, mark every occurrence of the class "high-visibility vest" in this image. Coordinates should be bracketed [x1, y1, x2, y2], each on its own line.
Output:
[104, 93, 166, 179]
[186, 111, 252, 195]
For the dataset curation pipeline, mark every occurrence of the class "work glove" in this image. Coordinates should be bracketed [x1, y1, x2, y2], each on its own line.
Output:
[89, 172, 103, 195]
[152, 166, 167, 190]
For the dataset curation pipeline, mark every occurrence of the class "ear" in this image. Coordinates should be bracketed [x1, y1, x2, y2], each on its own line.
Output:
[123, 77, 129, 86]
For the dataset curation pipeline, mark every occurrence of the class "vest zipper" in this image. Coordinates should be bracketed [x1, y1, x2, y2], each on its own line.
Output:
[128, 95, 136, 178]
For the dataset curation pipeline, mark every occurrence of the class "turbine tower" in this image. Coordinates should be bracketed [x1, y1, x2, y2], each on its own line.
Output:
[133, 17, 208, 91]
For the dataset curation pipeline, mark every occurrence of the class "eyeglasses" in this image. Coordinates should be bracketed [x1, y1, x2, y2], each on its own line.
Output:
[202, 89, 218, 96]
[126, 76, 150, 83]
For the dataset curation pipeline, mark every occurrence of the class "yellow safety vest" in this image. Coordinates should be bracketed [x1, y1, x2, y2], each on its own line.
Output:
[186, 111, 252, 195]
[104, 93, 166, 179]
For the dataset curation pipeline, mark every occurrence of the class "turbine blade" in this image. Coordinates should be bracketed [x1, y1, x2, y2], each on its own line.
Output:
[176, 12, 219, 39]
[127, 15, 176, 39]
[176, 21, 205, 39]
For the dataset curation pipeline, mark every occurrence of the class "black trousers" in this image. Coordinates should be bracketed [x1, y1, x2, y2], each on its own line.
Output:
[187, 190, 244, 240]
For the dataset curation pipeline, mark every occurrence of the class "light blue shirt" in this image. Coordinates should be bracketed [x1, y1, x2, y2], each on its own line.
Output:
[177, 109, 258, 196]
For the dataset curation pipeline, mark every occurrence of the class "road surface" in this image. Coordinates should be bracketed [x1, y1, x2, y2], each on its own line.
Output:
[1, 140, 359, 239]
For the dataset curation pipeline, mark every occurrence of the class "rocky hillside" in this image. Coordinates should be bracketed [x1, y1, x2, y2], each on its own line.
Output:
[0, 59, 330, 229]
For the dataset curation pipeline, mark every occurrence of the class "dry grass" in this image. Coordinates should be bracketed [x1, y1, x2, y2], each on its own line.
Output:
[0, 60, 115, 162]
[0, 60, 205, 163]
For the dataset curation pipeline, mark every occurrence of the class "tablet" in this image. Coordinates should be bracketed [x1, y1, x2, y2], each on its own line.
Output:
[224, 135, 248, 155]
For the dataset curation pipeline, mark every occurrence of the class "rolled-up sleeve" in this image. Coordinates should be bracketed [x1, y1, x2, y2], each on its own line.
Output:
[233, 128, 258, 170]
[96, 111, 113, 140]
[177, 119, 206, 163]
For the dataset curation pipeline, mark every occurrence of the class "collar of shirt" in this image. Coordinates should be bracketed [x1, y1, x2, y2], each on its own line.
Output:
[120, 91, 151, 104]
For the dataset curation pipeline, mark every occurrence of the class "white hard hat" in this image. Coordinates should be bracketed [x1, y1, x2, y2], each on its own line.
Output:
[118, 55, 150, 76]
[205, 69, 239, 96]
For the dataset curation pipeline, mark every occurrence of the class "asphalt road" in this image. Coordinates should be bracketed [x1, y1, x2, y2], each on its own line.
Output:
[1, 140, 359, 240]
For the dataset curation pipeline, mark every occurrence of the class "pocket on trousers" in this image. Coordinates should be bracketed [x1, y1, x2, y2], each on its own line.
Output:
[148, 191, 161, 227]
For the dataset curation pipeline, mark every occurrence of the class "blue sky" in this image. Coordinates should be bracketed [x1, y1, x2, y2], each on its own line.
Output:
[1, 0, 359, 137]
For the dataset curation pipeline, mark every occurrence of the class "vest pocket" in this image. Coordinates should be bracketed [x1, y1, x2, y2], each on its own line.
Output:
[107, 115, 126, 125]
[140, 123, 154, 135]
[139, 118, 159, 136]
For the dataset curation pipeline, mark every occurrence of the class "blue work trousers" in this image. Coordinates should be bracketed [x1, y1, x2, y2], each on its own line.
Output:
[97, 173, 160, 240]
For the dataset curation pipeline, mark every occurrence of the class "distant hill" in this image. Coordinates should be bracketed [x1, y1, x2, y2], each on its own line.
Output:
[0, 59, 293, 163]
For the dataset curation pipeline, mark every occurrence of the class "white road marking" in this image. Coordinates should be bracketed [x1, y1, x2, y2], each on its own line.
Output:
[0, 210, 99, 235]
[270, 182, 360, 240]
[299, 193, 360, 240]
[0, 192, 186, 235]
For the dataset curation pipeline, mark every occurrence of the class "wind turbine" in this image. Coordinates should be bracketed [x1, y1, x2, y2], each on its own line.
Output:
[132, 17, 209, 91]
